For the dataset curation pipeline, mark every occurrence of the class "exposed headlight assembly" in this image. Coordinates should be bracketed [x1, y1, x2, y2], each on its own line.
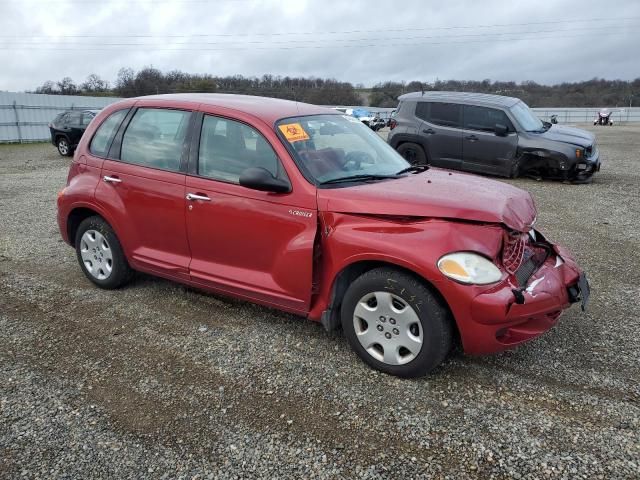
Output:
[437, 252, 503, 285]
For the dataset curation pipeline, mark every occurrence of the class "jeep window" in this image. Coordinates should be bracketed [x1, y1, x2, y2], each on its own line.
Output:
[89, 109, 129, 157]
[427, 102, 462, 128]
[510, 101, 545, 132]
[415, 102, 429, 121]
[198, 115, 285, 184]
[67, 112, 82, 126]
[81, 112, 95, 127]
[120, 108, 191, 172]
[463, 105, 514, 132]
[276, 114, 408, 186]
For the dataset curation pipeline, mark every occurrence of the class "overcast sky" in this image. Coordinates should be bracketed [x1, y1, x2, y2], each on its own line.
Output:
[1, 0, 639, 91]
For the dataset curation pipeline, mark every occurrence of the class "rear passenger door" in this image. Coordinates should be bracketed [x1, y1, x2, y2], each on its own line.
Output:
[461, 105, 518, 176]
[94, 107, 193, 280]
[418, 102, 463, 170]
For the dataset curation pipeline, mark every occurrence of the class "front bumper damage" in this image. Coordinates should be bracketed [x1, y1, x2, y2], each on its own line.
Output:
[459, 233, 589, 355]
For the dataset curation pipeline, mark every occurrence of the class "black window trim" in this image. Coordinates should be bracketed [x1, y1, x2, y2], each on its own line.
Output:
[88, 107, 131, 159]
[187, 111, 290, 188]
[107, 106, 193, 174]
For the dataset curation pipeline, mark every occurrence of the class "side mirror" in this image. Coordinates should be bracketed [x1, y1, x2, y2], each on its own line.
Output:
[239, 167, 291, 193]
[494, 124, 509, 136]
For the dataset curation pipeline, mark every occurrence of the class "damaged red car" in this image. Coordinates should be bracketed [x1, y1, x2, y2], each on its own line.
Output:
[57, 94, 590, 377]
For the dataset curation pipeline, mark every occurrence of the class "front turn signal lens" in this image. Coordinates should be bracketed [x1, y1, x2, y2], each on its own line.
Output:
[576, 148, 583, 158]
[437, 252, 503, 285]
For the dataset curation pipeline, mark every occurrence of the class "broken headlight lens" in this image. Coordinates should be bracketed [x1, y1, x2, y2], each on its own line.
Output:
[437, 252, 502, 285]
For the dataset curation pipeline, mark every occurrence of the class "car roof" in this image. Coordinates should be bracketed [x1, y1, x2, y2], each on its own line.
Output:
[398, 91, 521, 108]
[133, 93, 337, 125]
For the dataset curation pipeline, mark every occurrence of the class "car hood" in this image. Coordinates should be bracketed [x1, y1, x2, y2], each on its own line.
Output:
[533, 125, 595, 147]
[317, 168, 537, 232]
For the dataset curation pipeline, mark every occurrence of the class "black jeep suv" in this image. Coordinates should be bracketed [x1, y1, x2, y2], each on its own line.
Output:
[388, 92, 600, 183]
[49, 109, 100, 156]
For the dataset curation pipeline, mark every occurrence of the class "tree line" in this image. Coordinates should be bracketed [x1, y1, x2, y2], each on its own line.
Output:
[368, 78, 640, 108]
[32, 67, 362, 106]
[31, 68, 640, 108]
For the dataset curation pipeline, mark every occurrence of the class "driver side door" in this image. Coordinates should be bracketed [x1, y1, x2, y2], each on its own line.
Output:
[184, 113, 318, 314]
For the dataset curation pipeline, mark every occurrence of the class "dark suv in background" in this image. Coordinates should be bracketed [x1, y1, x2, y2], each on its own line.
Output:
[387, 92, 600, 183]
[49, 109, 100, 156]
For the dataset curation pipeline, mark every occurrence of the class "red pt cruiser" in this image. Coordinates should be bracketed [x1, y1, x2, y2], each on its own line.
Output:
[57, 94, 590, 377]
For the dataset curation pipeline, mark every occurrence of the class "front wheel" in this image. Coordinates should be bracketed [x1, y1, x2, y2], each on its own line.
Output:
[396, 142, 427, 165]
[75, 216, 133, 289]
[341, 268, 452, 377]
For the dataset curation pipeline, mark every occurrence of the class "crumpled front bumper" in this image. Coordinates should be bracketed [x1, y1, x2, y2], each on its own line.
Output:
[572, 150, 601, 182]
[459, 242, 589, 355]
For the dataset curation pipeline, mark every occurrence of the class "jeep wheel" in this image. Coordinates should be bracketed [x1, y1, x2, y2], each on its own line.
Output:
[341, 268, 452, 377]
[396, 142, 427, 165]
[57, 137, 72, 156]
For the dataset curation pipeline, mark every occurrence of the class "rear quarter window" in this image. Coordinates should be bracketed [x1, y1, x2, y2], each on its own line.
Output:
[89, 109, 129, 157]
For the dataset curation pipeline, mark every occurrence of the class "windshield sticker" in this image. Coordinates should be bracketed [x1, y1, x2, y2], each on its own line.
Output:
[342, 115, 361, 123]
[278, 123, 310, 142]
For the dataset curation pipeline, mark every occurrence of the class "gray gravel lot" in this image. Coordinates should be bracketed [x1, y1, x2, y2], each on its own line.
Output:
[1, 126, 639, 479]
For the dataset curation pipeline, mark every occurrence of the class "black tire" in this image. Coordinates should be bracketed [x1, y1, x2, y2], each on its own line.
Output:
[396, 142, 427, 165]
[75, 216, 133, 289]
[57, 136, 72, 157]
[341, 267, 452, 377]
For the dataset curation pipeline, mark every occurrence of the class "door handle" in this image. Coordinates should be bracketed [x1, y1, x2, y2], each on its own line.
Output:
[422, 128, 435, 134]
[186, 193, 211, 201]
[103, 175, 122, 183]
[465, 135, 478, 141]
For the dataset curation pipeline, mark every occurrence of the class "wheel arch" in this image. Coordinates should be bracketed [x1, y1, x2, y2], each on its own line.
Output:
[320, 259, 459, 344]
[66, 204, 125, 253]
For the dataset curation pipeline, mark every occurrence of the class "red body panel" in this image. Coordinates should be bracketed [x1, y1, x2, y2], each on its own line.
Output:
[57, 94, 586, 357]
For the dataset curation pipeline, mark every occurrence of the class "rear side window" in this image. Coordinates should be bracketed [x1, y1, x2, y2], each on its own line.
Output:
[120, 108, 191, 172]
[428, 102, 462, 128]
[415, 102, 429, 121]
[89, 109, 129, 157]
[463, 105, 514, 132]
[68, 112, 82, 126]
[198, 115, 282, 183]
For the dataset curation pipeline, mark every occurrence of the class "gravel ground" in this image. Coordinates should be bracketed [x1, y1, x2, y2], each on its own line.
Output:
[1, 126, 639, 479]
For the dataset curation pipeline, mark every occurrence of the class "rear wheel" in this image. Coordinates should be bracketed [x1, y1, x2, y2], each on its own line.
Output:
[396, 142, 427, 165]
[57, 137, 72, 156]
[341, 268, 452, 377]
[75, 216, 133, 289]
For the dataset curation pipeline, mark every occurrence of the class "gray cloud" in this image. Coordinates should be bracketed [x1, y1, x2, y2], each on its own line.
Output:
[1, 0, 639, 91]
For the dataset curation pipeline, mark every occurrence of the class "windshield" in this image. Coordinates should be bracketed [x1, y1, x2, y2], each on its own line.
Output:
[510, 101, 545, 132]
[276, 114, 409, 186]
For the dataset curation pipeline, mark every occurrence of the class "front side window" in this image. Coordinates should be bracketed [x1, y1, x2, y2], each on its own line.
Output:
[198, 115, 284, 183]
[463, 105, 514, 132]
[120, 108, 191, 172]
[81, 112, 95, 127]
[428, 102, 462, 128]
[276, 114, 408, 185]
[89, 109, 129, 157]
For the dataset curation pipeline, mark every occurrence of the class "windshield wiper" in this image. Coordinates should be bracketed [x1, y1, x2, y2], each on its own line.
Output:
[319, 174, 399, 185]
[396, 164, 429, 175]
